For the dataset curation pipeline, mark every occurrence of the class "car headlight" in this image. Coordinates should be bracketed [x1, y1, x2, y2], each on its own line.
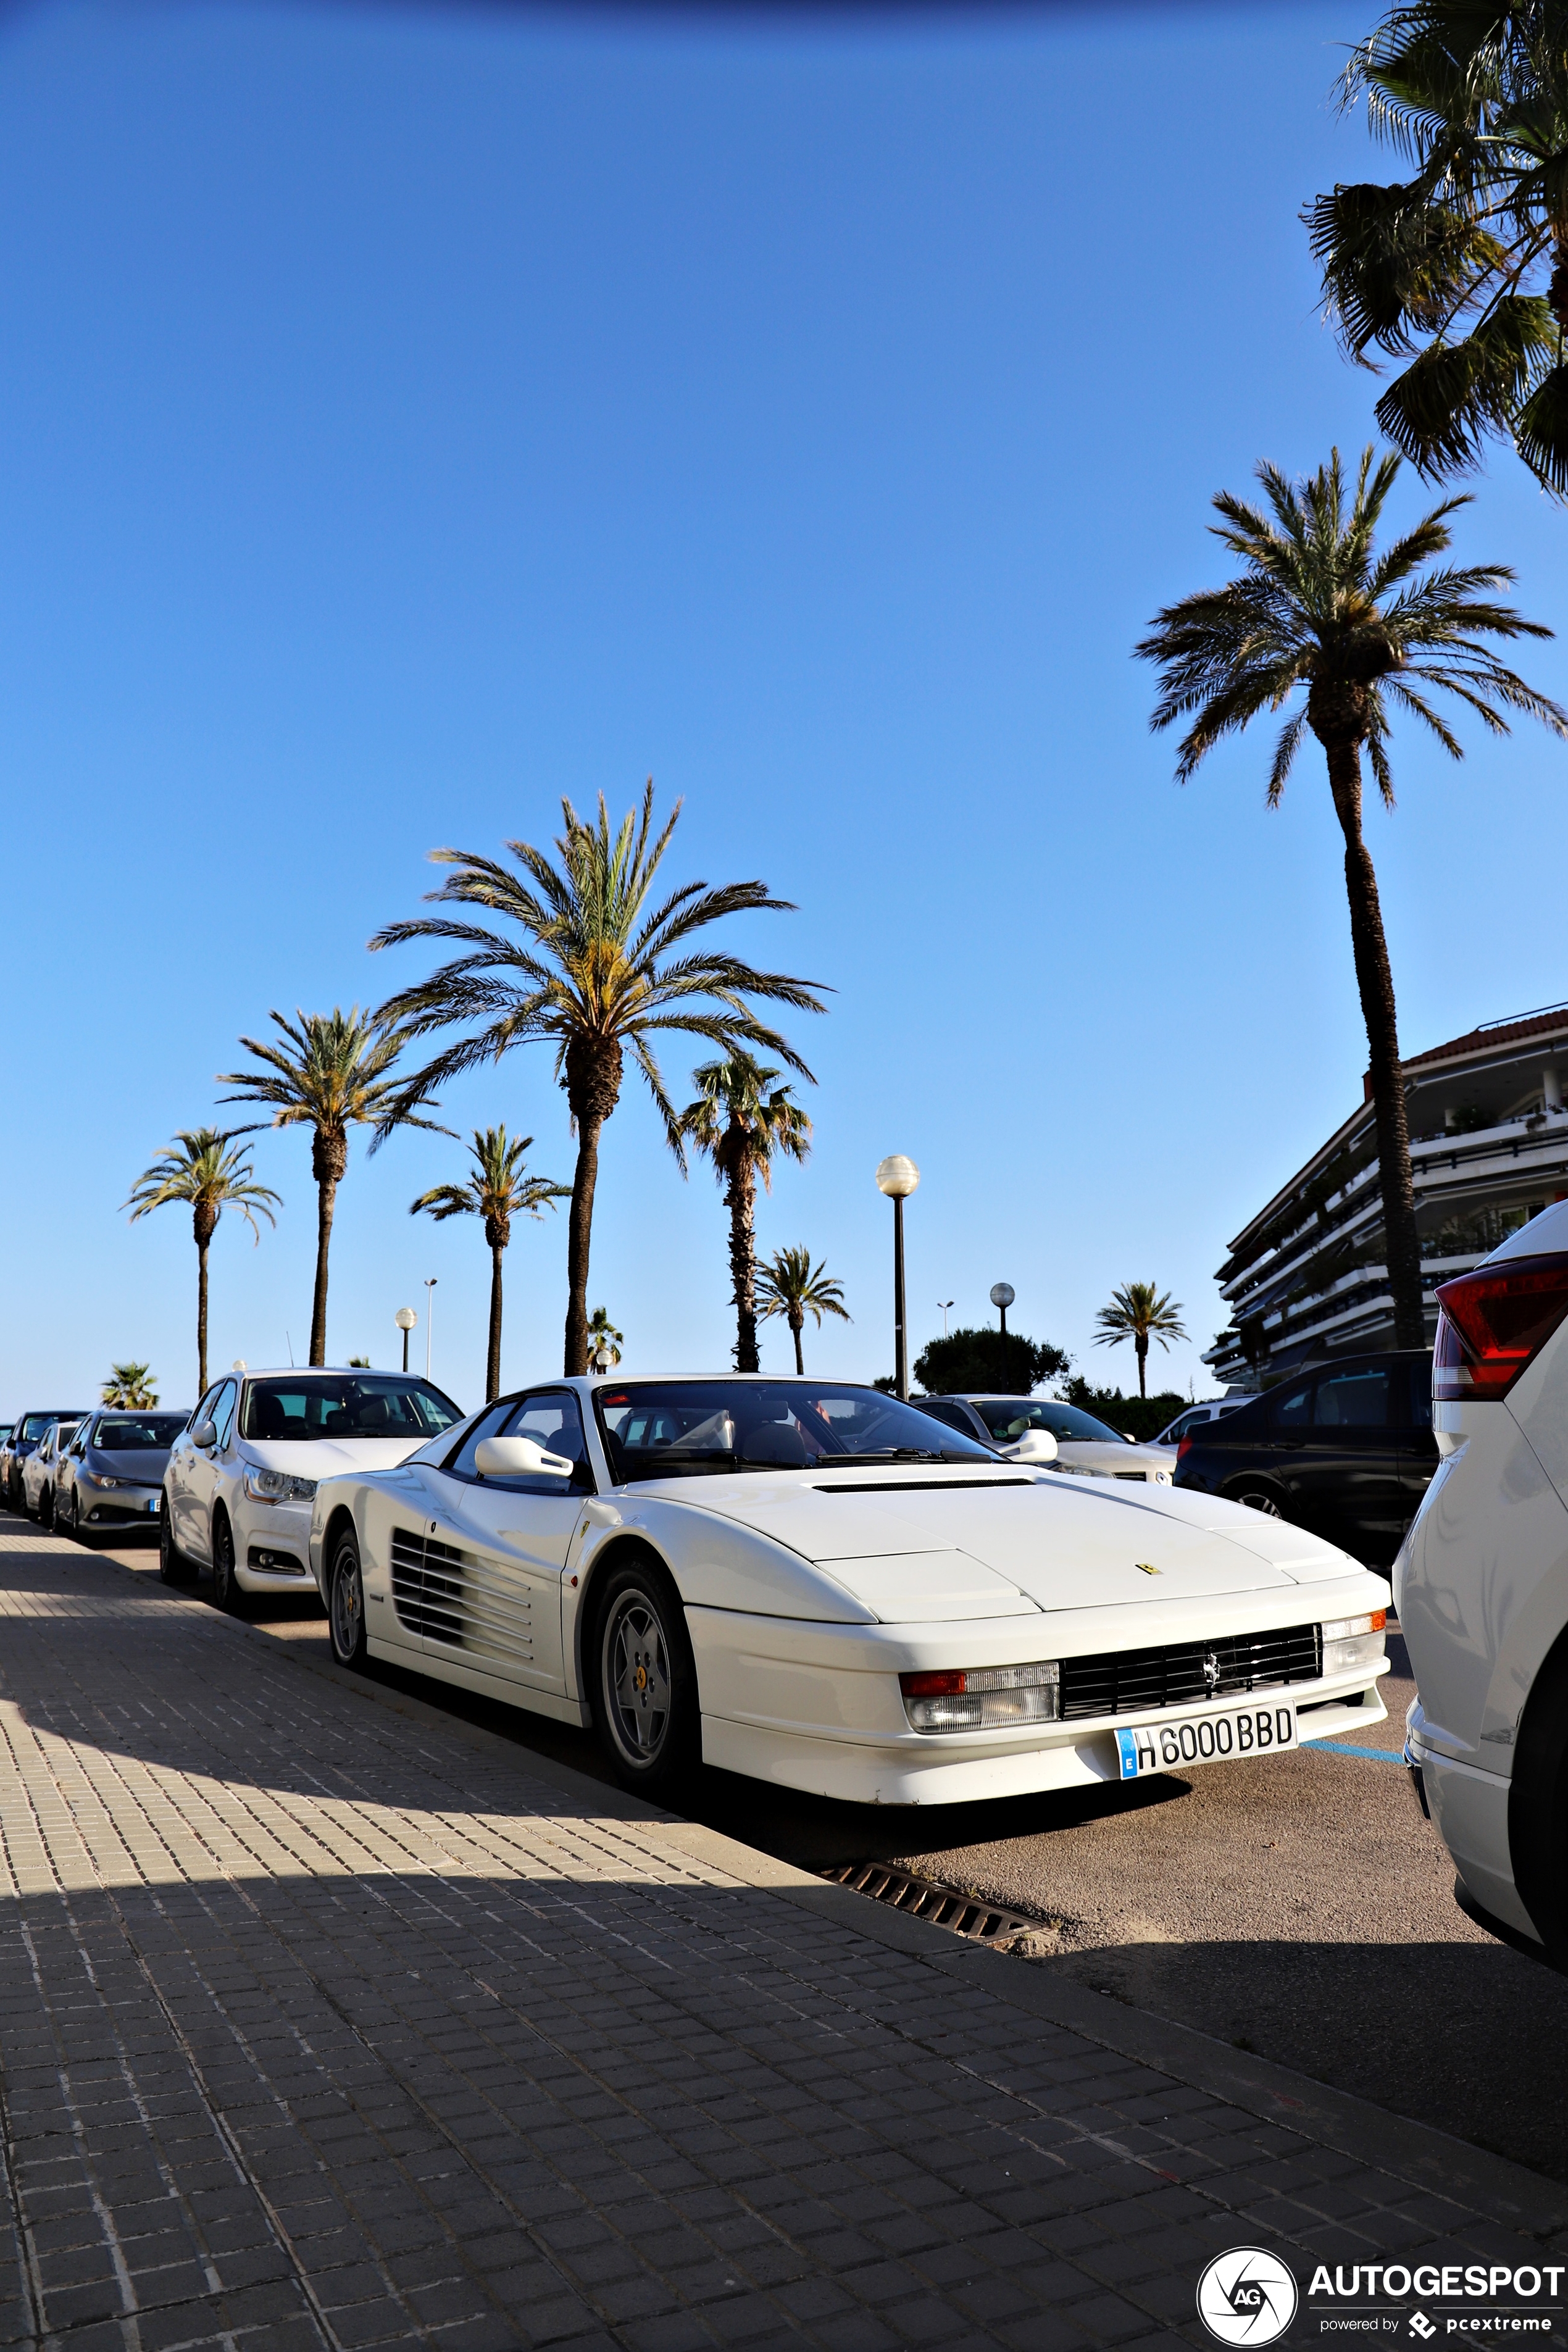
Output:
[900, 1662, 1061, 1732]
[1320, 1609, 1387, 1676]
[243, 1467, 317, 1504]
[83, 1473, 117, 1489]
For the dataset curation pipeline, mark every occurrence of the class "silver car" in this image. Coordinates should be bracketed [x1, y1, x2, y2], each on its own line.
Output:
[21, 1420, 83, 1525]
[57, 1407, 192, 1543]
[2, 1407, 90, 1512]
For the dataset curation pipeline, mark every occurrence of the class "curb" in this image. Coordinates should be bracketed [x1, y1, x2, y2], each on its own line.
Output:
[61, 1529, 1568, 2243]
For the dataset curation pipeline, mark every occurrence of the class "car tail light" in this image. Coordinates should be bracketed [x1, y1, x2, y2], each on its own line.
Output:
[1177, 1434, 1194, 1464]
[899, 1661, 1061, 1733]
[1433, 1254, 1568, 1402]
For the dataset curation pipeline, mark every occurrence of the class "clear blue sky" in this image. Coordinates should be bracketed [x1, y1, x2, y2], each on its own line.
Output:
[4, 0, 1566, 1417]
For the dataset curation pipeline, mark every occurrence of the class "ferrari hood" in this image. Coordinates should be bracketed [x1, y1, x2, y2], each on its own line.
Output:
[686, 1469, 1359, 1617]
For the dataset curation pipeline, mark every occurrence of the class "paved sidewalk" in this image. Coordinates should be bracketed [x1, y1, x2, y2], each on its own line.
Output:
[1, 1530, 1564, 2352]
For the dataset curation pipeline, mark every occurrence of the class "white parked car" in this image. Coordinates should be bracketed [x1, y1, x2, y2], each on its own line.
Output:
[161, 1367, 464, 1610]
[1398, 1202, 1568, 1962]
[307, 1374, 1391, 1802]
[1153, 1398, 1252, 1448]
[21, 1419, 81, 1526]
[914, 1394, 1175, 1485]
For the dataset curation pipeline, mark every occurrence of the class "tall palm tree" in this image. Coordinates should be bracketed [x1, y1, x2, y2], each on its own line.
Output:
[411, 1128, 569, 1401]
[370, 783, 826, 1374]
[678, 1053, 812, 1372]
[219, 1009, 443, 1367]
[124, 1129, 280, 1396]
[1310, 0, 1568, 492]
[102, 1363, 157, 1407]
[757, 1246, 850, 1375]
[1093, 1283, 1188, 1400]
[587, 1307, 624, 1370]
[1136, 446, 1565, 1348]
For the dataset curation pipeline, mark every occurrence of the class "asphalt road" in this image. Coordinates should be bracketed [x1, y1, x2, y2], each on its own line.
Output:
[50, 1514, 1568, 2188]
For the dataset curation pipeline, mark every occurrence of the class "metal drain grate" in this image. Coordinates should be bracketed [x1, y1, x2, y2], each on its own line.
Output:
[821, 1861, 1043, 1947]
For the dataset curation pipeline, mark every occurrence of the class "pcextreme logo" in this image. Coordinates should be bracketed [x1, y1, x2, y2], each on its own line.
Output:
[1198, 2248, 1300, 2345]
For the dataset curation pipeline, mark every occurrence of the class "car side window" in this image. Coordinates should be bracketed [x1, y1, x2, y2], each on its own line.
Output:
[444, 1391, 590, 1492]
[192, 1386, 222, 1433]
[919, 1401, 976, 1436]
[1404, 1362, 1434, 1429]
[443, 1399, 519, 1480]
[212, 1383, 238, 1449]
[1315, 1368, 1391, 1428]
[1270, 1382, 1314, 1429]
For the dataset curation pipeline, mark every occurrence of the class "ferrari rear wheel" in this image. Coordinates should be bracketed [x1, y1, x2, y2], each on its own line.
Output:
[591, 1554, 698, 1795]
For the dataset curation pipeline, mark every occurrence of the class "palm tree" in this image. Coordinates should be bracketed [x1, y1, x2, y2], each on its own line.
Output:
[1310, 0, 1568, 493]
[1093, 1283, 1188, 1400]
[124, 1129, 280, 1396]
[586, 1307, 624, 1370]
[411, 1128, 569, 1401]
[102, 1363, 157, 1407]
[370, 783, 826, 1374]
[678, 1053, 812, 1372]
[757, 1246, 850, 1374]
[219, 1009, 443, 1368]
[1136, 446, 1565, 1348]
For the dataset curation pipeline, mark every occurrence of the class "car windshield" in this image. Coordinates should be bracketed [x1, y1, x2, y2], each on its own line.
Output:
[969, 1399, 1127, 1445]
[20, 1412, 74, 1442]
[595, 1380, 997, 1480]
[94, 1416, 188, 1451]
[238, 1376, 462, 1443]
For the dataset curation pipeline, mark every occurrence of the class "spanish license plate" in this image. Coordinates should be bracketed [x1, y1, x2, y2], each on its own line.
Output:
[1115, 1701, 1298, 1779]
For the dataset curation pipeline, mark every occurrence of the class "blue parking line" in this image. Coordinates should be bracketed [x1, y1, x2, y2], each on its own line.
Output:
[1301, 1739, 1404, 1762]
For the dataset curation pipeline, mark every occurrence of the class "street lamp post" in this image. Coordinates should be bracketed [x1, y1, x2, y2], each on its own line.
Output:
[875, 1156, 920, 1401]
[394, 1306, 417, 1374]
[423, 1278, 437, 1380]
[990, 1282, 1015, 1343]
[938, 1299, 954, 1338]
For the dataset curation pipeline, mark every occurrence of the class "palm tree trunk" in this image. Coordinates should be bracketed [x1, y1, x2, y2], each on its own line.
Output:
[564, 1117, 602, 1376]
[1325, 741, 1425, 1348]
[564, 1039, 623, 1377]
[310, 1178, 336, 1366]
[1136, 1333, 1148, 1399]
[725, 1166, 759, 1374]
[487, 1243, 504, 1402]
[196, 1238, 209, 1397]
[309, 1126, 348, 1368]
[790, 1309, 804, 1375]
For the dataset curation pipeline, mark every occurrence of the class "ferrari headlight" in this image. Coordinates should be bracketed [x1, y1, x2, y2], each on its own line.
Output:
[1320, 1609, 1387, 1676]
[900, 1662, 1061, 1733]
[244, 1467, 317, 1504]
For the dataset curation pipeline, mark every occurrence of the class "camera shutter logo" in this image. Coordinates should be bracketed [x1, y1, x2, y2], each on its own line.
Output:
[1197, 2248, 1298, 2345]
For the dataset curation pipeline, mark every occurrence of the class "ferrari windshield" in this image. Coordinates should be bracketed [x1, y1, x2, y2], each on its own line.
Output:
[594, 1380, 997, 1480]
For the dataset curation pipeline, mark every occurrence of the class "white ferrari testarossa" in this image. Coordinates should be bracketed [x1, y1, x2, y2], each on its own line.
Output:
[306, 1375, 1391, 1802]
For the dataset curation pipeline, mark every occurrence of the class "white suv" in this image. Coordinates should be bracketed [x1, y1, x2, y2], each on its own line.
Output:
[1399, 1199, 1568, 1961]
[161, 1367, 463, 1610]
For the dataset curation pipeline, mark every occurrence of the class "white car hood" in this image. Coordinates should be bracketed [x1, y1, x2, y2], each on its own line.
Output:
[241, 1438, 427, 1480]
[682, 1469, 1360, 1618]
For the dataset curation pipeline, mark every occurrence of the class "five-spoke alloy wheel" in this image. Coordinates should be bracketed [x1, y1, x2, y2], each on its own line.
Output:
[592, 1555, 696, 1794]
[1230, 1483, 1284, 1518]
[329, 1528, 369, 1670]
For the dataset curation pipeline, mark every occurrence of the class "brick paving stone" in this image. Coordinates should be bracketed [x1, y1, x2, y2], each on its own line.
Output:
[1, 1533, 1566, 2352]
